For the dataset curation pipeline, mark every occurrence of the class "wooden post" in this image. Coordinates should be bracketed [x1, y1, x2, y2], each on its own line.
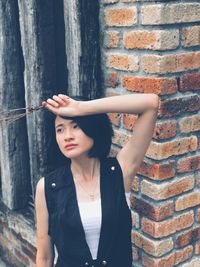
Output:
[18, 0, 59, 190]
[53, 0, 68, 91]
[0, 0, 31, 210]
[63, 0, 102, 99]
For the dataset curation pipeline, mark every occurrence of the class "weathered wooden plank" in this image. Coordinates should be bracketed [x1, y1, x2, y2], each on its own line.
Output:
[63, 0, 102, 99]
[53, 0, 68, 91]
[0, 0, 31, 209]
[79, 0, 102, 99]
[63, 0, 81, 96]
[18, 0, 60, 190]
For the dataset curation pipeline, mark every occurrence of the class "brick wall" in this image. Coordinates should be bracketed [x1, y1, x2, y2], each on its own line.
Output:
[0, 203, 36, 267]
[102, 0, 200, 266]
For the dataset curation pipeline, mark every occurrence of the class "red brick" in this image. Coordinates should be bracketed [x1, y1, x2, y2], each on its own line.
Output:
[176, 227, 200, 248]
[141, 3, 200, 25]
[198, 174, 200, 188]
[197, 209, 200, 222]
[198, 137, 200, 150]
[182, 258, 200, 266]
[146, 137, 197, 160]
[132, 231, 173, 257]
[124, 30, 179, 50]
[176, 230, 193, 247]
[175, 246, 193, 265]
[175, 192, 200, 211]
[153, 120, 176, 140]
[123, 76, 177, 95]
[142, 52, 200, 74]
[105, 31, 120, 48]
[110, 147, 120, 157]
[142, 252, 175, 267]
[131, 210, 140, 229]
[124, 30, 156, 49]
[195, 242, 200, 254]
[122, 114, 137, 130]
[159, 95, 200, 117]
[2, 252, 23, 267]
[138, 160, 176, 180]
[112, 130, 130, 147]
[131, 196, 174, 221]
[131, 176, 139, 192]
[132, 246, 139, 261]
[141, 176, 195, 201]
[142, 245, 193, 267]
[106, 53, 139, 72]
[179, 114, 200, 133]
[0, 234, 13, 251]
[108, 113, 120, 126]
[104, 7, 137, 26]
[179, 72, 200, 92]
[14, 249, 30, 266]
[141, 211, 194, 238]
[182, 26, 200, 47]
[177, 155, 200, 173]
[3, 228, 19, 248]
[105, 72, 119, 88]
[21, 243, 36, 263]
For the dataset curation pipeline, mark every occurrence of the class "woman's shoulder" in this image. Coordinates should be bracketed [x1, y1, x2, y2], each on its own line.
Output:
[44, 164, 72, 194]
[35, 177, 45, 203]
[35, 165, 68, 197]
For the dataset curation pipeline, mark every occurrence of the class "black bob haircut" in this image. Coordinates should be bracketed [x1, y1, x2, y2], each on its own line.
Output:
[59, 96, 114, 160]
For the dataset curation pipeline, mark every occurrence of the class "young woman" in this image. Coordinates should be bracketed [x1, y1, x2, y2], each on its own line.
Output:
[35, 93, 159, 267]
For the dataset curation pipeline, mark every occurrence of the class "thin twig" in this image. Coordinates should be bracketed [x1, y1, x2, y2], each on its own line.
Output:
[0, 105, 44, 124]
[0, 105, 43, 114]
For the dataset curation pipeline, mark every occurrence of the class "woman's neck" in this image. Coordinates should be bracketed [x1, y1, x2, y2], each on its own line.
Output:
[70, 157, 100, 182]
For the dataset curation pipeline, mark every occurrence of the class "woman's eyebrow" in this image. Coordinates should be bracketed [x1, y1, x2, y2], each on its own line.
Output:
[55, 123, 64, 128]
[55, 121, 75, 128]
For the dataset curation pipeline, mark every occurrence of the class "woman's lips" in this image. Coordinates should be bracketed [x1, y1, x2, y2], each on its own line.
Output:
[64, 144, 77, 150]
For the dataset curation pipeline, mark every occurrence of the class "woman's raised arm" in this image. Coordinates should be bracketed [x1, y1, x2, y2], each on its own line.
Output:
[42, 93, 158, 117]
[43, 93, 159, 192]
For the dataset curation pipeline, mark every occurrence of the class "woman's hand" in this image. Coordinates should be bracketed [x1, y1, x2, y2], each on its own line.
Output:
[42, 94, 81, 117]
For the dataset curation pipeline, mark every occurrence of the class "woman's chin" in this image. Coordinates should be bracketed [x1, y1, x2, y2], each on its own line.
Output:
[61, 150, 88, 160]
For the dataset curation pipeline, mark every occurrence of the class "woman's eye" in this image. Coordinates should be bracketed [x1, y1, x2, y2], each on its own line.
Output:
[73, 124, 79, 129]
[56, 128, 64, 133]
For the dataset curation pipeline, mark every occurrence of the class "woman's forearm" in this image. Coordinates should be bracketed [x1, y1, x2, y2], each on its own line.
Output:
[79, 94, 159, 116]
[36, 257, 54, 267]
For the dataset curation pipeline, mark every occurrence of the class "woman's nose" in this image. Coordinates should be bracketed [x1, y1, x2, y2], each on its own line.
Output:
[64, 129, 74, 141]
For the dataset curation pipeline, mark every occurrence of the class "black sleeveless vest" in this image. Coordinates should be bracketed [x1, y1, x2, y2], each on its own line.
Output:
[45, 157, 132, 267]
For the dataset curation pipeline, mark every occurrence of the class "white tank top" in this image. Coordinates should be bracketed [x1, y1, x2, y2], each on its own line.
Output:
[78, 199, 102, 259]
[78, 192, 131, 259]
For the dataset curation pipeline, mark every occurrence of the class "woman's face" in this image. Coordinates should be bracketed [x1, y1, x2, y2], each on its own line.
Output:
[55, 116, 94, 159]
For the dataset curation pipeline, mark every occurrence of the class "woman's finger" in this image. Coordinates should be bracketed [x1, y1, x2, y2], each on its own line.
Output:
[42, 101, 47, 107]
[58, 94, 71, 102]
[46, 98, 59, 107]
[52, 95, 66, 106]
[43, 102, 59, 114]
